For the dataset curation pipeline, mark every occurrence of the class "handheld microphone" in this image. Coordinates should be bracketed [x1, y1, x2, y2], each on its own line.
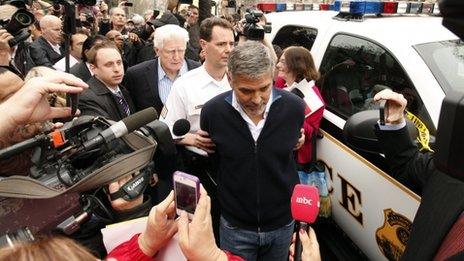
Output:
[173, 119, 191, 137]
[290, 184, 320, 261]
[81, 107, 157, 151]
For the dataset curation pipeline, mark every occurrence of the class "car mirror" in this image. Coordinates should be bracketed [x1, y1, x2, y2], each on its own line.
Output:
[343, 110, 418, 154]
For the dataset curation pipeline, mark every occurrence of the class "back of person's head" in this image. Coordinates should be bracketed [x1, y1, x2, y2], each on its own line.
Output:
[0, 236, 96, 261]
[200, 17, 233, 42]
[81, 34, 107, 62]
[153, 24, 189, 50]
[283, 46, 320, 82]
[228, 41, 274, 81]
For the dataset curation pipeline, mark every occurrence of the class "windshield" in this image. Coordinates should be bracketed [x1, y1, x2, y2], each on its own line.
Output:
[414, 40, 464, 95]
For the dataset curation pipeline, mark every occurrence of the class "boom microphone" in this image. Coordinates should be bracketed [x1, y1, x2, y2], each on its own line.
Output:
[80, 107, 157, 151]
[290, 184, 320, 261]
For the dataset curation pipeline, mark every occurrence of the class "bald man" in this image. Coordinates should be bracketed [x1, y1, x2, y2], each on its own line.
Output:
[29, 15, 64, 67]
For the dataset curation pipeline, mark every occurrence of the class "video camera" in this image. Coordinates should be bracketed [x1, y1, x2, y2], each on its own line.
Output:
[0, 1, 35, 47]
[243, 9, 271, 41]
[0, 108, 185, 248]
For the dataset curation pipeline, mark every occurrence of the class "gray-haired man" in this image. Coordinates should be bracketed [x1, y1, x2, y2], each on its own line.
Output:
[200, 41, 306, 260]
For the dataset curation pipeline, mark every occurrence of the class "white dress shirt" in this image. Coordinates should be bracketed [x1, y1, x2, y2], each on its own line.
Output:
[161, 65, 231, 154]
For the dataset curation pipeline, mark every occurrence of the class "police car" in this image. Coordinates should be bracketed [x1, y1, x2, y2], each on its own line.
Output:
[262, 2, 463, 260]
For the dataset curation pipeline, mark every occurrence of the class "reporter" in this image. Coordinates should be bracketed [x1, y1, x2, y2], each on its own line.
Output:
[0, 73, 88, 136]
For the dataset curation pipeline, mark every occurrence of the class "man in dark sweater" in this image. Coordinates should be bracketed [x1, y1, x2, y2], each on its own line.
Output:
[200, 41, 305, 261]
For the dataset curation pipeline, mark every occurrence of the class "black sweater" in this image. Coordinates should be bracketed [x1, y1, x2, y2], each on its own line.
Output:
[201, 88, 305, 231]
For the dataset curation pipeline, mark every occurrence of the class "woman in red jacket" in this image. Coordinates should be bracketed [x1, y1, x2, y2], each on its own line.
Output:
[276, 46, 325, 165]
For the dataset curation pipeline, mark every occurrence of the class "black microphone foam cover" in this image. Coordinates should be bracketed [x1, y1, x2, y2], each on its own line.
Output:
[122, 107, 158, 132]
[173, 119, 191, 136]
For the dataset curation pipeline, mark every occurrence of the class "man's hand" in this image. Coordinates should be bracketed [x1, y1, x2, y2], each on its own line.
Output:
[108, 174, 143, 212]
[178, 187, 228, 261]
[180, 131, 215, 153]
[0, 29, 13, 65]
[373, 89, 407, 125]
[128, 32, 140, 43]
[289, 227, 321, 261]
[0, 73, 88, 136]
[138, 191, 178, 257]
[294, 128, 305, 151]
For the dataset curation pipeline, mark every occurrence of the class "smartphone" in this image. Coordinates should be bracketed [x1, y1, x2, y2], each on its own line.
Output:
[173, 171, 200, 219]
[379, 99, 387, 125]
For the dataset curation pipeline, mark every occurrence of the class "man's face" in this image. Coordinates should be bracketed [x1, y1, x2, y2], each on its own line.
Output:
[187, 8, 199, 25]
[107, 31, 124, 50]
[111, 8, 126, 27]
[231, 72, 273, 118]
[91, 48, 124, 88]
[43, 20, 62, 45]
[70, 33, 88, 60]
[200, 26, 234, 69]
[156, 37, 186, 75]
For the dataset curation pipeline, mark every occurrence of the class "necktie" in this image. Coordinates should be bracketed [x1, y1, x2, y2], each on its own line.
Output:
[434, 212, 464, 260]
[114, 90, 130, 116]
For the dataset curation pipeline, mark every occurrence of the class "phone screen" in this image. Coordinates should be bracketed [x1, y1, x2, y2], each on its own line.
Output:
[175, 181, 197, 214]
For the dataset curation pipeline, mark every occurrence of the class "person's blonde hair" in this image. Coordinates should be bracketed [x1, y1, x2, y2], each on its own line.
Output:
[0, 236, 97, 261]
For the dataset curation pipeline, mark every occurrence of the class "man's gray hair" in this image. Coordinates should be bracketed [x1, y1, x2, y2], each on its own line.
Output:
[228, 41, 274, 80]
[153, 24, 189, 50]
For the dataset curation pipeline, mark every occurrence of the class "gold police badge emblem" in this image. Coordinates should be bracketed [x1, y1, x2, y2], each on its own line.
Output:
[375, 208, 412, 261]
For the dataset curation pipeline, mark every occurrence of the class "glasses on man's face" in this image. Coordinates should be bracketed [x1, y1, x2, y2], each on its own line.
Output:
[163, 48, 186, 56]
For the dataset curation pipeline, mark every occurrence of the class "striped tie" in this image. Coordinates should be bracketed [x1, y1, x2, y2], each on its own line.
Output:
[114, 90, 130, 116]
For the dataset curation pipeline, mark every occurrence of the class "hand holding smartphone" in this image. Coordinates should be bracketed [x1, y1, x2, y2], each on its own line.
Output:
[379, 99, 388, 125]
[173, 171, 200, 219]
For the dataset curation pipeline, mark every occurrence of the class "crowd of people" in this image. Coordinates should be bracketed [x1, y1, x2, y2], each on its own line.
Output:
[2, 0, 462, 260]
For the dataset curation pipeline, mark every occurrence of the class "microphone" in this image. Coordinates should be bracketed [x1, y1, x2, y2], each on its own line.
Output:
[81, 107, 157, 151]
[173, 119, 190, 137]
[290, 184, 320, 261]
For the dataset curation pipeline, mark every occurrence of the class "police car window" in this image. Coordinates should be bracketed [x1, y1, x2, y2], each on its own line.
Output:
[272, 25, 317, 51]
[318, 34, 436, 135]
[414, 40, 464, 95]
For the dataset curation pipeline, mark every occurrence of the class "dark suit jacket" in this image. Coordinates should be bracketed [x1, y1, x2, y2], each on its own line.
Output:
[376, 126, 464, 261]
[79, 76, 135, 121]
[123, 57, 200, 115]
[70, 62, 92, 83]
[29, 36, 64, 67]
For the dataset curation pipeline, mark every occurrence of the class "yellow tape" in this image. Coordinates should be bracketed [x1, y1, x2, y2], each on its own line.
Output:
[405, 111, 434, 153]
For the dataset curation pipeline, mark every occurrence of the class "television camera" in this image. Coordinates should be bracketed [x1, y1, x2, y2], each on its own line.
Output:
[243, 9, 271, 41]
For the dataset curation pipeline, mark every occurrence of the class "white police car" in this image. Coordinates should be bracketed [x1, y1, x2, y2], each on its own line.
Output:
[264, 3, 463, 260]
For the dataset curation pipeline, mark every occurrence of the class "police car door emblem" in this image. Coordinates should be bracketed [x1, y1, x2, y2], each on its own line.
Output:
[375, 208, 412, 261]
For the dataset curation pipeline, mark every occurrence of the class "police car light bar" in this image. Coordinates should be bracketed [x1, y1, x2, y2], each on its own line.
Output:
[257, 1, 440, 16]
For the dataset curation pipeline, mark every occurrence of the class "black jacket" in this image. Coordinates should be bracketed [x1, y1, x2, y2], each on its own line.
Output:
[123, 57, 200, 115]
[201, 88, 305, 231]
[70, 62, 92, 82]
[79, 76, 135, 121]
[29, 36, 64, 67]
[376, 126, 464, 261]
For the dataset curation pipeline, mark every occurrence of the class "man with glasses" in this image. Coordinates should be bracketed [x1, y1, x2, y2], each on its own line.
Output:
[123, 24, 200, 116]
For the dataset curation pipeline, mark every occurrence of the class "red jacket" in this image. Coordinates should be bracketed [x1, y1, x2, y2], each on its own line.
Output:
[107, 233, 244, 261]
[296, 85, 325, 164]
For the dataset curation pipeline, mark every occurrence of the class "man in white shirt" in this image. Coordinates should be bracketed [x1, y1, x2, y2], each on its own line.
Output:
[54, 30, 88, 72]
[162, 17, 235, 155]
[29, 15, 64, 67]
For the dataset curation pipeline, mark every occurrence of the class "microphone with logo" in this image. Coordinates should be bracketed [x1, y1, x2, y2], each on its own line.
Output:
[290, 184, 320, 261]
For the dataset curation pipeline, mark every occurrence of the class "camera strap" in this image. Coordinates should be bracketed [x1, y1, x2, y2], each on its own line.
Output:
[108, 164, 152, 201]
[0, 131, 156, 199]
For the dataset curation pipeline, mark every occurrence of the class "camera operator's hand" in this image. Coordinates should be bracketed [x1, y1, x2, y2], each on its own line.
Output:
[108, 174, 144, 212]
[138, 190, 178, 257]
[289, 227, 321, 261]
[373, 89, 407, 125]
[0, 74, 88, 136]
[178, 187, 228, 261]
[0, 29, 13, 66]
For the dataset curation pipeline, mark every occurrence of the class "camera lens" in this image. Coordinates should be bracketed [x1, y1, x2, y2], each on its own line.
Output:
[14, 12, 32, 26]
